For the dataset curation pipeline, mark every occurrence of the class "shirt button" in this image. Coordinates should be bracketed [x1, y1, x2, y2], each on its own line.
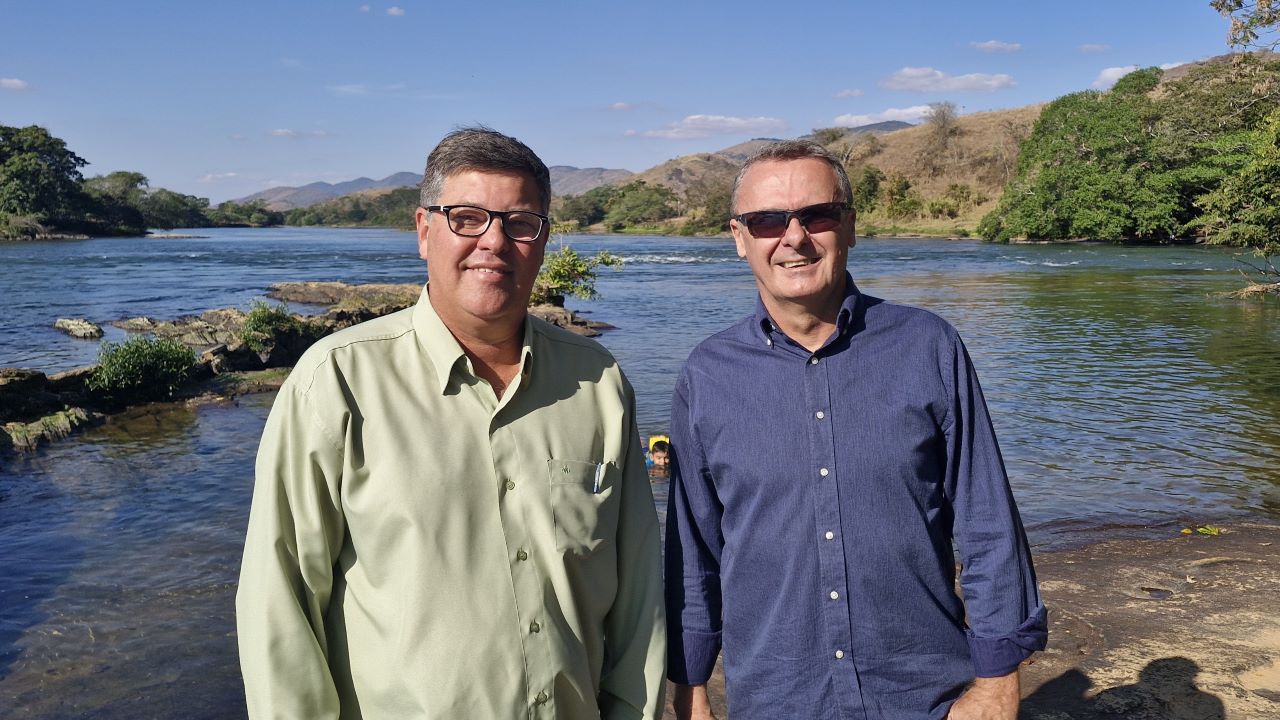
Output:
[505, 480, 516, 491]
[819, 468, 829, 477]
[809, 357, 819, 365]
[766, 338, 773, 347]
[815, 411, 825, 420]
[825, 531, 835, 540]
[830, 591, 839, 600]
[516, 549, 528, 561]
[835, 650, 845, 659]
[530, 621, 541, 633]
[533, 691, 549, 705]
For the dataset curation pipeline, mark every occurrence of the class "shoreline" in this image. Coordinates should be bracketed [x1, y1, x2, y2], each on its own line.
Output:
[661, 520, 1280, 720]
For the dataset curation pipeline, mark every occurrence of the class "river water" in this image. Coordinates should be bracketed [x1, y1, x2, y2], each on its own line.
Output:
[1, 228, 1278, 717]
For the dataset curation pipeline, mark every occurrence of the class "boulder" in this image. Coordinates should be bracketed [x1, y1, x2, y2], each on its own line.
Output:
[53, 318, 104, 339]
[112, 317, 157, 332]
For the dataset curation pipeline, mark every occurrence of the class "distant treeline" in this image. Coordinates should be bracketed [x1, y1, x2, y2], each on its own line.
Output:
[979, 57, 1280, 255]
[0, 124, 290, 239]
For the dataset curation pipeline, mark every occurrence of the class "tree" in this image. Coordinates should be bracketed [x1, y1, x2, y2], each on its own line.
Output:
[555, 185, 616, 228]
[83, 171, 149, 234]
[810, 127, 847, 146]
[1192, 108, 1280, 282]
[920, 102, 961, 176]
[602, 181, 677, 230]
[850, 165, 885, 214]
[0, 124, 90, 229]
[682, 173, 734, 233]
[1212, 0, 1280, 49]
[141, 188, 211, 228]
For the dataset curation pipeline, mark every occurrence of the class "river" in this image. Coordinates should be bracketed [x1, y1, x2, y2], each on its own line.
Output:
[1, 228, 1278, 717]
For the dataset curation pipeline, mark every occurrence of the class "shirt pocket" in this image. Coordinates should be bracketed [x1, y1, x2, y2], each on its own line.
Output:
[547, 459, 620, 557]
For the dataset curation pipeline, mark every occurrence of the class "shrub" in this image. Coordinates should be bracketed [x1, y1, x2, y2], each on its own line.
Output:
[241, 301, 301, 352]
[531, 245, 623, 305]
[88, 335, 196, 401]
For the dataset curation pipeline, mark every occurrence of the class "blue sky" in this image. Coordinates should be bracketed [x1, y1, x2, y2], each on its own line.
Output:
[1, 1, 1237, 202]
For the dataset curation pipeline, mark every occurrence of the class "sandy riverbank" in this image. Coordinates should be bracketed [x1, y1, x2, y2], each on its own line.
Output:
[660, 521, 1280, 719]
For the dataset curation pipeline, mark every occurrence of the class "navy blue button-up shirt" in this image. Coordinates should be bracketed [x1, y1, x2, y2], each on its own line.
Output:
[665, 277, 1047, 720]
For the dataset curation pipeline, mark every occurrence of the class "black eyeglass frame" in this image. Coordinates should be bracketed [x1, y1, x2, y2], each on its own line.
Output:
[732, 201, 851, 238]
[423, 204, 550, 243]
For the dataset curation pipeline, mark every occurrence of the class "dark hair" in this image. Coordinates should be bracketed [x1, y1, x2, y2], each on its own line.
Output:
[650, 440, 670, 453]
[419, 126, 551, 212]
[730, 139, 852, 214]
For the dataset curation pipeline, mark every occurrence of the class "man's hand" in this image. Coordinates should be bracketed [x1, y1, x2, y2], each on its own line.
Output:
[946, 670, 1020, 720]
[672, 683, 718, 720]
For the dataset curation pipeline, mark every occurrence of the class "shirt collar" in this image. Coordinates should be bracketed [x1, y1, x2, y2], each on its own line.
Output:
[753, 272, 863, 347]
[412, 284, 536, 396]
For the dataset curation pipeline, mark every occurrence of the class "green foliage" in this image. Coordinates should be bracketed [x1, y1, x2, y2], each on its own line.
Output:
[884, 174, 922, 220]
[240, 301, 302, 352]
[553, 185, 617, 228]
[850, 165, 885, 213]
[141, 188, 212, 228]
[1192, 109, 1280, 264]
[602, 181, 678, 231]
[531, 245, 623, 305]
[285, 187, 418, 228]
[0, 124, 90, 233]
[810, 127, 847, 146]
[682, 173, 734, 233]
[209, 199, 283, 227]
[83, 171, 149, 235]
[925, 198, 960, 219]
[88, 335, 196, 401]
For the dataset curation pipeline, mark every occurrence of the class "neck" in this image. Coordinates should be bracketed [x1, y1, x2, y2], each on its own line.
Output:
[431, 297, 526, 396]
[766, 304, 839, 352]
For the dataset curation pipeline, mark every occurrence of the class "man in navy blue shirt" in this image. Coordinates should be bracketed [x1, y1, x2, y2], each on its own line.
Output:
[665, 140, 1047, 720]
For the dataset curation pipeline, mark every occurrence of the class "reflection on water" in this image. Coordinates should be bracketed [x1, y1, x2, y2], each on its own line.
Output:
[0, 398, 264, 717]
[2, 231, 1279, 717]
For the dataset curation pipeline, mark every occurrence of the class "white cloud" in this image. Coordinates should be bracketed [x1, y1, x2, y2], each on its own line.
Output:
[1091, 65, 1138, 89]
[609, 102, 635, 111]
[637, 114, 787, 139]
[359, 3, 370, 11]
[1079, 44, 1110, 53]
[1160, 61, 1187, 71]
[329, 83, 369, 96]
[833, 105, 932, 127]
[270, 129, 330, 139]
[198, 172, 240, 182]
[882, 67, 1015, 92]
[834, 88, 864, 99]
[971, 40, 1021, 53]
[1, 78, 30, 91]
[386, 6, 405, 16]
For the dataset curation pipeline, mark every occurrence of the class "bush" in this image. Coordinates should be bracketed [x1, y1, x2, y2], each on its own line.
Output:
[531, 245, 623, 305]
[241, 301, 301, 352]
[88, 336, 196, 401]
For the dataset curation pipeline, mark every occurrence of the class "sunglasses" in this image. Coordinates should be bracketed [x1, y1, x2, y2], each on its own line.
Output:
[733, 201, 849, 239]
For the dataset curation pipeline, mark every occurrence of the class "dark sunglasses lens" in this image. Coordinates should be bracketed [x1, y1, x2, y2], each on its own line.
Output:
[743, 211, 788, 238]
[502, 212, 543, 241]
[799, 204, 843, 233]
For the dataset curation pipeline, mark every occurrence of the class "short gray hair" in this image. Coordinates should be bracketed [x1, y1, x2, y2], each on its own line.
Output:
[419, 126, 551, 213]
[730, 139, 852, 214]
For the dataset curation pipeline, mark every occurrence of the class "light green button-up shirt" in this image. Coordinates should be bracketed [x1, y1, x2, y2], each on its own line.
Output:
[236, 287, 666, 719]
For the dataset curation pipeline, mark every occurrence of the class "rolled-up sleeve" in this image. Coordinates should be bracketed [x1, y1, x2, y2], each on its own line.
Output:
[664, 371, 725, 686]
[236, 380, 348, 719]
[942, 335, 1047, 677]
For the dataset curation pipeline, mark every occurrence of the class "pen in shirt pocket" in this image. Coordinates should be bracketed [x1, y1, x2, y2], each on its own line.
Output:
[593, 463, 606, 493]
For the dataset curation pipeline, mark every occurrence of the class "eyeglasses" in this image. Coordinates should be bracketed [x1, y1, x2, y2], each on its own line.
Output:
[424, 204, 548, 243]
[733, 201, 849, 239]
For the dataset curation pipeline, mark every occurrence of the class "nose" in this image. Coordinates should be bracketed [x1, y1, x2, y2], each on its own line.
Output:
[779, 216, 809, 248]
[474, 216, 510, 253]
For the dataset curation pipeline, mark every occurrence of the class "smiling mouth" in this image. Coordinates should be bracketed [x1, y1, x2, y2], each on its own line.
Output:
[468, 267, 509, 274]
[779, 259, 817, 269]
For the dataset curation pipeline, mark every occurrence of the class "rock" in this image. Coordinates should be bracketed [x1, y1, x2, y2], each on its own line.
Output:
[529, 304, 613, 337]
[3, 407, 103, 453]
[112, 317, 157, 332]
[47, 365, 97, 393]
[0, 368, 55, 423]
[151, 308, 248, 348]
[269, 281, 421, 309]
[53, 318, 104, 339]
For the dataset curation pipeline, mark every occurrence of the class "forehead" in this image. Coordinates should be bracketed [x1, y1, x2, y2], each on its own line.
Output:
[738, 158, 839, 206]
[439, 169, 541, 203]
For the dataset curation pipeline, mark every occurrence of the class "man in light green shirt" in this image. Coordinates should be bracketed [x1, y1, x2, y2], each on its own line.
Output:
[236, 127, 666, 719]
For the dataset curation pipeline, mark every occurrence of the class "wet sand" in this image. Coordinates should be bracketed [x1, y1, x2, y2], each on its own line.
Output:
[661, 521, 1280, 719]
